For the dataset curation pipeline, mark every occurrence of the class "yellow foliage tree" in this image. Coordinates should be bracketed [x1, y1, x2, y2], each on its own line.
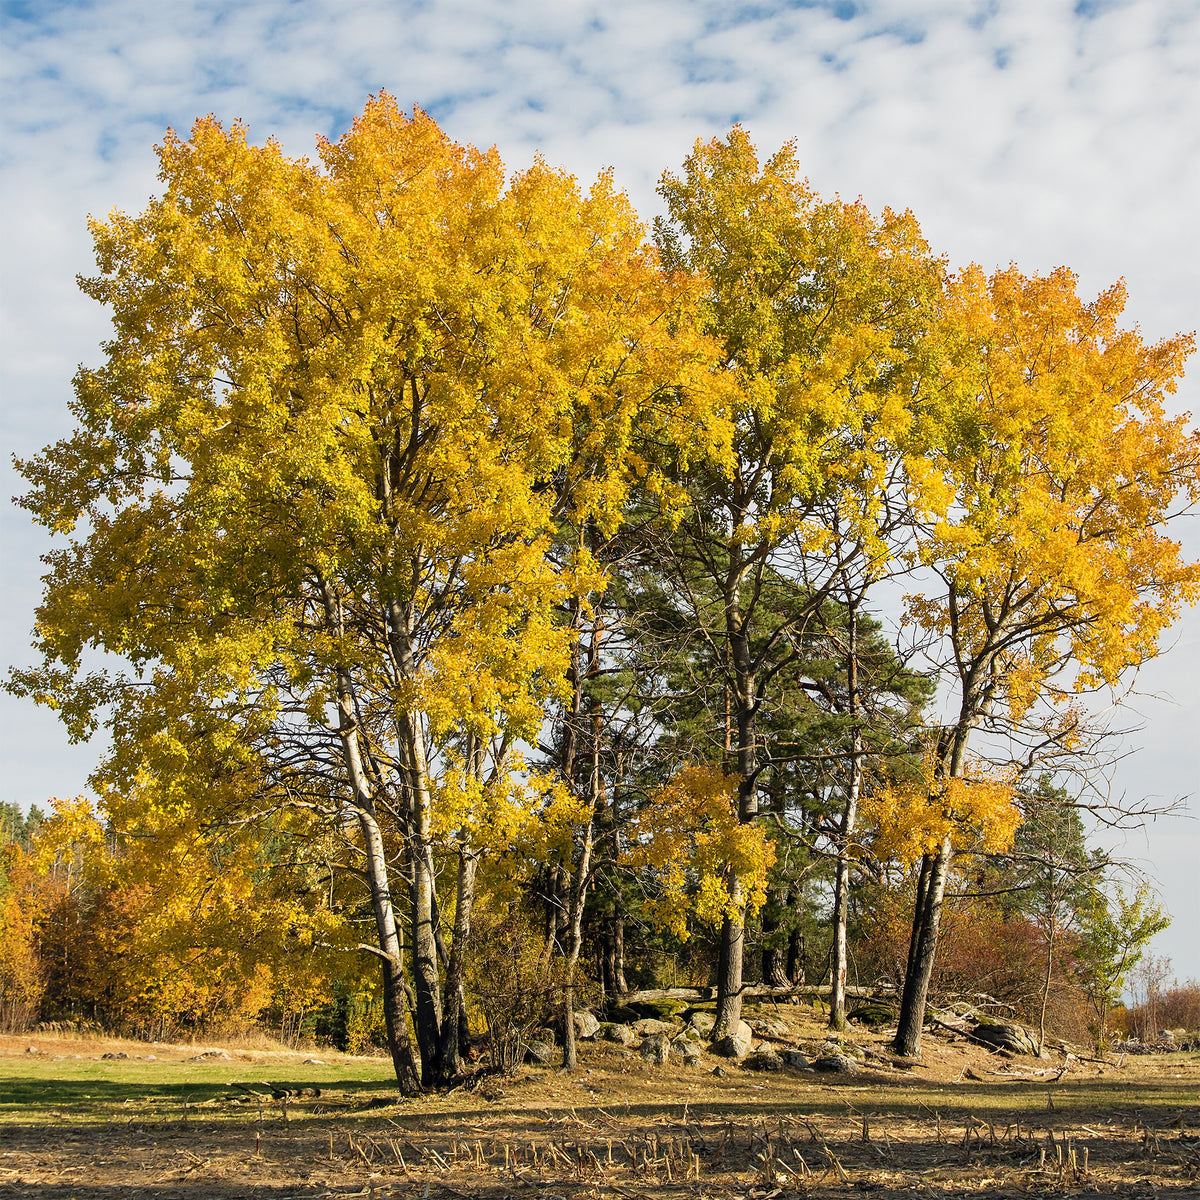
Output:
[9, 96, 725, 1090]
[628, 763, 775, 941]
[890, 265, 1199, 1056]
[652, 127, 945, 1038]
[25, 794, 348, 1039]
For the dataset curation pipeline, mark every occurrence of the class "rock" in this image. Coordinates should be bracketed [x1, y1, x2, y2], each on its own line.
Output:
[524, 1038, 557, 1065]
[630, 998, 688, 1022]
[607, 1005, 642, 1024]
[672, 1028, 703, 1062]
[601, 1023, 634, 1046]
[712, 1030, 752, 1059]
[533, 1027, 558, 1047]
[685, 1010, 716, 1037]
[970, 1021, 1044, 1058]
[812, 1053, 858, 1073]
[640, 1032, 671, 1065]
[101, 1051, 129, 1060]
[632, 1018, 677, 1036]
[747, 1016, 790, 1040]
[744, 1049, 784, 1072]
[303, 1057, 325, 1065]
[144, 1054, 156, 1061]
[780, 1050, 810, 1069]
[25, 1046, 39, 1055]
[712, 1065, 727, 1077]
[848, 1001, 896, 1027]
[573, 1011, 601, 1040]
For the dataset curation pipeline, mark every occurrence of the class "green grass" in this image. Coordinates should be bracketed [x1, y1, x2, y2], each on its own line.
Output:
[0, 1053, 399, 1128]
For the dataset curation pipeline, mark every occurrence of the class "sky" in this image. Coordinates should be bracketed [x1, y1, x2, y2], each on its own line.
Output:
[1, 0, 1198, 983]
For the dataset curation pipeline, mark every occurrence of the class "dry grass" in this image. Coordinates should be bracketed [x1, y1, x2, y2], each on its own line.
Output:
[1, 1004, 1197, 1198]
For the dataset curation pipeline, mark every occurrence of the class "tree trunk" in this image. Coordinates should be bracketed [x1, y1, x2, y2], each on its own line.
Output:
[562, 618, 602, 1070]
[786, 925, 806, 987]
[1037, 915, 1056, 1056]
[760, 887, 791, 988]
[904, 853, 934, 988]
[379, 952, 421, 1096]
[830, 591, 862, 1032]
[713, 610, 756, 1041]
[358, 803, 421, 1095]
[893, 836, 952, 1058]
[828, 843, 855, 1030]
[319, 580, 421, 1094]
[600, 922, 618, 999]
[712, 890, 746, 1039]
[409, 815, 443, 1085]
[436, 843, 478, 1083]
[613, 909, 628, 995]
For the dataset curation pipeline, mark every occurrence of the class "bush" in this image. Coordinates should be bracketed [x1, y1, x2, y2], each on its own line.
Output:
[466, 904, 558, 1074]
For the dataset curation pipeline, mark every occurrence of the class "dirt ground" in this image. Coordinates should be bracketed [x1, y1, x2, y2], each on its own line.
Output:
[2, 1004, 1197, 1198]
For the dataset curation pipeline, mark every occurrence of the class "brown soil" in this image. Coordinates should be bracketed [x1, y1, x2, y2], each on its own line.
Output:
[2, 1005, 1197, 1198]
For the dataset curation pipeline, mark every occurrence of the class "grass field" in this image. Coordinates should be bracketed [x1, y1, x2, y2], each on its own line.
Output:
[1, 1009, 1197, 1198]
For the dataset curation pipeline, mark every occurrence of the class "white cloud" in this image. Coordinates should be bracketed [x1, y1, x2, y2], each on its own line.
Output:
[2, 0, 1198, 972]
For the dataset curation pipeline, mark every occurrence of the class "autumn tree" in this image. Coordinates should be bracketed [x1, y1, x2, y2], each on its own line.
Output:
[652, 128, 944, 1039]
[8, 97, 723, 1090]
[889, 266, 1199, 1057]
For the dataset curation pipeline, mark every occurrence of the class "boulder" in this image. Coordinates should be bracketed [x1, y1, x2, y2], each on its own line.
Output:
[848, 1001, 896, 1028]
[685, 1010, 717, 1037]
[600, 1023, 634, 1046]
[672, 1028, 702, 1059]
[573, 1011, 601, 1040]
[747, 1016, 790, 1040]
[631, 998, 688, 1022]
[607, 1005, 642, 1024]
[743, 1049, 784, 1072]
[712, 1030, 753, 1059]
[970, 1021, 1044, 1058]
[533, 1026, 558, 1046]
[812, 1053, 859, 1073]
[640, 1032, 671, 1065]
[780, 1050, 810, 1069]
[525, 1038, 557, 1065]
[632, 1018, 678, 1036]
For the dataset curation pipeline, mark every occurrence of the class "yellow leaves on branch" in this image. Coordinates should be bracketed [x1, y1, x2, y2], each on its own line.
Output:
[430, 755, 582, 854]
[910, 264, 1200, 694]
[863, 757, 1021, 865]
[627, 764, 774, 940]
[18, 93, 730, 797]
[26, 792, 349, 1028]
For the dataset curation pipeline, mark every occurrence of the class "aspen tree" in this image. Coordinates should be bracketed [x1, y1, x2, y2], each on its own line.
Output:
[9, 96, 725, 1090]
[890, 266, 1199, 1057]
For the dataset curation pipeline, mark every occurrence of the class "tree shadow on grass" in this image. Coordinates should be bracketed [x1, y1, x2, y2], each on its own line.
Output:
[0, 1074, 395, 1116]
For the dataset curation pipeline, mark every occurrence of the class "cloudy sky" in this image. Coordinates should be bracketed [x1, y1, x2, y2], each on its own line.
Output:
[2, 0, 1198, 981]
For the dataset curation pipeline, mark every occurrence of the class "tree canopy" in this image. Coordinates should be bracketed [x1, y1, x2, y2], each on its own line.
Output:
[8, 101, 1198, 1082]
